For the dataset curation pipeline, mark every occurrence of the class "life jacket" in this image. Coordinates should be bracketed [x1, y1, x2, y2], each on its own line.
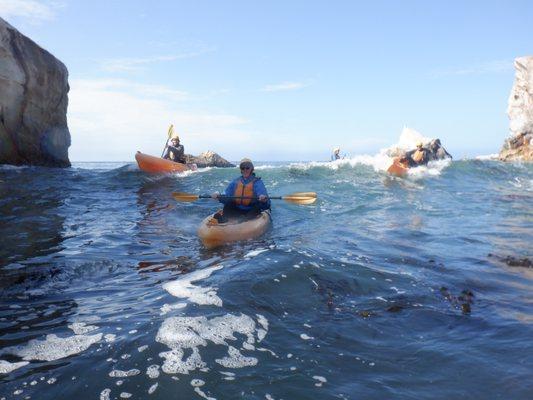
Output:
[234, 177, 257, 206]
[412, 149, 425, 163]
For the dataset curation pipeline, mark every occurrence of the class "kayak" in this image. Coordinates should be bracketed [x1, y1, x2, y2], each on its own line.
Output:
[197, 210, 272, 249]
[135, 151, 197, 173]
[387, 157, 409, 177]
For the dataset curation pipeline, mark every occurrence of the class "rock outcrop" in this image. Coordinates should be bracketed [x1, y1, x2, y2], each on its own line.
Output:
[499, 56, 533, 162]
[0, 17, 70, 167]
[184, 151, 235, 168]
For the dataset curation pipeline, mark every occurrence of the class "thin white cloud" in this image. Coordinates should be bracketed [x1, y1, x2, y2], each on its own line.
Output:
[430, 60, 513, 77]
[68, 78, 249, 161]
[101, 49, 214, 72]
[0, 0, 60, 21]
[261, 81, 310, 92]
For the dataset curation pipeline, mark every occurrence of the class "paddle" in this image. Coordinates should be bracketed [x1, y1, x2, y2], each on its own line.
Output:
[160, 124, 174, 158]
[172, 191, 317, 205]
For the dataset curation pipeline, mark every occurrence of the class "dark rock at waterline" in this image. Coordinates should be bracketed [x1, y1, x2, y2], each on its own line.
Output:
[184, 151, 235, 168]
[0, 17, 71, 167]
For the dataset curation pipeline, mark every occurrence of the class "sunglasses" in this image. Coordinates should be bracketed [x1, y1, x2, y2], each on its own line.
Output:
[240, 166, 252, 170]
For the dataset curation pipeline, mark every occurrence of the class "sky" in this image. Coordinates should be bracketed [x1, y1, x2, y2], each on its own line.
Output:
[1, 0, 532, 161]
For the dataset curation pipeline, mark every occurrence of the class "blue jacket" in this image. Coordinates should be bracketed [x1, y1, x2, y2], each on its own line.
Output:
[220, 173, 271, 211]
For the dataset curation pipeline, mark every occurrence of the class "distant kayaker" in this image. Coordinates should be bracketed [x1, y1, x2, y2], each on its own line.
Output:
[163, 136, 185, 163]
[410, 142, 429, 166]
[331, 147, 341, 161]
[211, 158, 271, 223]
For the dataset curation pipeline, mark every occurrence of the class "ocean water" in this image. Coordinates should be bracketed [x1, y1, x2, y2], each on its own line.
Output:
[0, 158, 532, 399]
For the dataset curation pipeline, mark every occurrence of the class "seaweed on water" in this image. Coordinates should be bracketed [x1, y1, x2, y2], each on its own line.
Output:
[439, 287, 474, 314]
[487, 253, 532, 268]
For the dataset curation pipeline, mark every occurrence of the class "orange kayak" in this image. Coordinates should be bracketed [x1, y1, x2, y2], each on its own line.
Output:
[387, 157, 409, 177]
[197, 210, 272, 249]
[135, 151, 197, 173]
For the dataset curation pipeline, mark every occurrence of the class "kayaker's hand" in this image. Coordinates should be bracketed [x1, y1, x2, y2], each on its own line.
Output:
[258, 194, 267, 202]
[211, 191, 220, 199]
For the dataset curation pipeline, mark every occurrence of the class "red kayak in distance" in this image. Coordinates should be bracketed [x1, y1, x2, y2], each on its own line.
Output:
[135, 151, 197, 173]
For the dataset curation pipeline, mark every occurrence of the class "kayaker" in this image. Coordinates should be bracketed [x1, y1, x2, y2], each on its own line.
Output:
[163, 136, 185, 163]
[410, 142, 429, 165]
[211, 158, 271, 223]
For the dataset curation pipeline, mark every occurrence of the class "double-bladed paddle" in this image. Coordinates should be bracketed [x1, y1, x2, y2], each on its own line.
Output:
[172, 191, 317, 205]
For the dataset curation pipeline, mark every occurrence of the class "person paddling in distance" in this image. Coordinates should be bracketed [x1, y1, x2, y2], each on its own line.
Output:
[163, 136, 185, 163]
[211, 158, 271, 223]
[410, 141, 429, 166]
[331, 147, 341, 161]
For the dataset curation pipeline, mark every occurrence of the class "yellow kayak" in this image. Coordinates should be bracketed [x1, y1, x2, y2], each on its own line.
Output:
[197, 210, 272, 249]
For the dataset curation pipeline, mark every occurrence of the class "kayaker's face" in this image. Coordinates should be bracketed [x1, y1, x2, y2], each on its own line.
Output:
[240, 165, 253, 178]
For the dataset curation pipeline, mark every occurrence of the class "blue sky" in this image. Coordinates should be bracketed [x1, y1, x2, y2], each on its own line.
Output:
[1, 0, 532, 161]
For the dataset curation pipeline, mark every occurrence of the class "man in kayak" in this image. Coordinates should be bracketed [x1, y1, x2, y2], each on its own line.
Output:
[163, 136, 185, 163]
[331, 147, 341, 160]
[211, 158, 271, 223]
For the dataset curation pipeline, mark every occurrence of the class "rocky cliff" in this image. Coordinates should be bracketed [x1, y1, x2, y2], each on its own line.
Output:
[499, 56, 533, 162]
[0, 17, 70, 167]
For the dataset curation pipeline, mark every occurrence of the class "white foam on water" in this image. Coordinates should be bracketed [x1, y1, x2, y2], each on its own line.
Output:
[146, 365, 160, 379]
[1, 333, 102, 361]
[300, 334, 314, 340]
[120, 392, 132, 398]
[406, 159, 451, 179]
[47, 377, 56, 384]
[313, 375, 327, 387]
[160, 303, 187, 315]
[138, 345, 148, 352]
[158, 347, 206, 375]
[148, 383, 158, 394]
[68, 322, 99, 335]
[100, 388, 111, 400]
[109, 369, 141, 378]
[475, 153, 499, 160]
[156, 313, 268, 374]
[215, 346, 258, 369]
[0, 360, 29, 374]
[163, 265, 224, 307]
[104, 333, 117, 343]
[244, 248, 269, 258]
[191, 379, 217, 400]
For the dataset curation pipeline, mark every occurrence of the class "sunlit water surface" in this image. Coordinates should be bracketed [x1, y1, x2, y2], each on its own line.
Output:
[0, 159, 531, 399]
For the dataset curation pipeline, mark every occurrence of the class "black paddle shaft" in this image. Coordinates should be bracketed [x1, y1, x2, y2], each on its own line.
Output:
[199, 195, 282, 200]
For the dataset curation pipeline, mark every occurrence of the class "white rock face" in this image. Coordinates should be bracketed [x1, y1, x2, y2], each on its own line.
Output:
[507, 56, 533, 137]
[0, 17, 70, 167]
[500, 56, 533, 161]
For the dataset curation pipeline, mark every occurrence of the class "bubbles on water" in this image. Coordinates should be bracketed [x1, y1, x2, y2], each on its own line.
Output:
[156, 313, 269, 375]
[312, 375, 327, 387]
[0, 360, 29, 374]
[1, 333, 102, 361]
[146, 364, 160, 379]
[148, 382, 158, 394]
[109, 369, 141, 378]
[68, 322, 99, 335]
[163, 265, 224, 306]
[100, 388, 111, 400]
[215, 346, 258, 368]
